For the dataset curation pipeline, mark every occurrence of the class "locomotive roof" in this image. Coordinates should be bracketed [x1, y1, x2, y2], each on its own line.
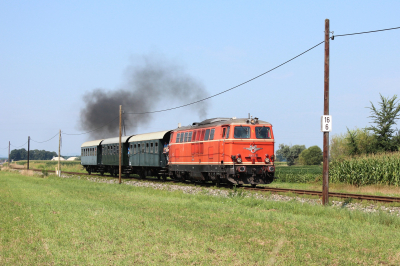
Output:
[128, 130, 171, 142]
[81, 139, 104, 147]
[102, 136, 133, 145]
[174, 117, 271, 131]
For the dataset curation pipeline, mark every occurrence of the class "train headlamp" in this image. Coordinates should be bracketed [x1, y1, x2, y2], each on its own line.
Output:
[265, 157, 270, 163]
[236, 154, 242, 163]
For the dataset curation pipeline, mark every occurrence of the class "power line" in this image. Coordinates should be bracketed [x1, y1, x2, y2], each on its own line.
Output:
[333, 26, 400, 38]
[10, 141, 28, 148]
[63, 116, 120, 135]
[126, 40, 325, 115]
[31, 132, 59, 143]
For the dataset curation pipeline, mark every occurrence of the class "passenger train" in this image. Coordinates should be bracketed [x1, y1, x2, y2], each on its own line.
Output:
[81, 117, 275, 186]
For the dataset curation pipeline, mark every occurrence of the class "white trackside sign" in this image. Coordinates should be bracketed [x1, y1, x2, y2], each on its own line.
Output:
[321, 115, 332, 132]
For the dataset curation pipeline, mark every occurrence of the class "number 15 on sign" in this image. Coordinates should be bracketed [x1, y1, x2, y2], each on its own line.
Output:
[321, 115, 332, 132]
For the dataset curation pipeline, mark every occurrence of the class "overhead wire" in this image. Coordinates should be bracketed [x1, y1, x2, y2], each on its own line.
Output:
[10, 141, 28, 148]
[125, 40, 326, 115]
[31, 132, 59, 143]
[333, 26, 400, 38]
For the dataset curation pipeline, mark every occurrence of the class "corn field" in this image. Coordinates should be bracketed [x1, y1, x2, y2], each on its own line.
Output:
[330, 152, 400, 186]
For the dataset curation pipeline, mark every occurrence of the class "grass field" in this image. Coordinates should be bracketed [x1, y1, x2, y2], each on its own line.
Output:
[14, 160, 85, 173]
[1, 170, 400, 265]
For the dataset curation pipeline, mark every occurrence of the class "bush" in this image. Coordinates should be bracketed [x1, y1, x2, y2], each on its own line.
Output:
[299, 146, 323, 165]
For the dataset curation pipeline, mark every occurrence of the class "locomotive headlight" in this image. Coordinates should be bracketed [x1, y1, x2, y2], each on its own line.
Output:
[265, 157, 270, 163]
[236, 154, 242, 163]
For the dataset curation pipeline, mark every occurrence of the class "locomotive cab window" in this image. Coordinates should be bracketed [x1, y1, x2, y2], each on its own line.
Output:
[209, 129, 215, 140]
[176, 133, 180, 143]
[184, 132, 189, 142]
[204, 129, 210, 141]
[234, 126, 250, 139]
[256, 126, 271, 139]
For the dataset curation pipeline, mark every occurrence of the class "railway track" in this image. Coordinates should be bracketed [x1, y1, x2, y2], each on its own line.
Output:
[11, 166, 400, 203]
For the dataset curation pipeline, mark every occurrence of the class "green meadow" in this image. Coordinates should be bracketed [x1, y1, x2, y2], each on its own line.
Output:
[1, 170, 400, 265]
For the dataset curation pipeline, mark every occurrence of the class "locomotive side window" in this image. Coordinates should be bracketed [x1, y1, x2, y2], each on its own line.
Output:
[234, 126, 250, 139]
[204, 129, 210, 141]
[176, 133, 180, 143]
[179, 133, 184, 143]
[201, 129, 206, 141]
[155, 142, 158, 153]
[226, 126, 230, 138]
[209, 129, 215, 140]
[184, 132, 189, 142]
[188, 132, 193, 142]
[256, 126, 271, 139]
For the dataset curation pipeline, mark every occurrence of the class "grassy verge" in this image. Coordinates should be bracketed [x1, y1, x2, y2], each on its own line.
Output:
[11, 160, 85, 173]
[1, 171, 400, 265]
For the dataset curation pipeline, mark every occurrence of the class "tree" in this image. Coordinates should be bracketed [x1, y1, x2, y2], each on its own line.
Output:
[299, 146, 323, 165]
[367, 94, 400, 152]
[276, 144, 306, 166]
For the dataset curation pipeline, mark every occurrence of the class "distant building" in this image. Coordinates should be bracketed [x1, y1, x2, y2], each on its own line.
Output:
[67, 157, 78, 161]
[51, 156, 66, 161]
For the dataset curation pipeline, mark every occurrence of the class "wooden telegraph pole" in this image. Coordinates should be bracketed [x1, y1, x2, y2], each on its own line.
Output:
[58, 130, 61, 177]
[8, 141, 10, 166]
[322, 19, 330, 205]
[119, 105, 122, 184]
[27, 136, 30, 170]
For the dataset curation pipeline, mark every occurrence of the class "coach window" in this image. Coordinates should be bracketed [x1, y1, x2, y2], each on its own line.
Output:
[146, 143, 149, 153]
[188, 132, 193, 142]
[209, 129, 215, 140]
[176, 133, 180, 143]
[234, 126, 250, 139]
[180, 132, 184, 143]
[184, 132, 189, 142]
[138, 144, 141, 153]
[256, 126, 271, 139]
[155, 142, 158, 153]
[204, 129, 210, 141]
[150, 143, 154, 153]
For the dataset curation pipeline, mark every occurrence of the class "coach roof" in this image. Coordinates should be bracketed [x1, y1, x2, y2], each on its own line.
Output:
[102, 136, 133, 145]
[129, 130, 171, 142]
[81, 139, 104, 147]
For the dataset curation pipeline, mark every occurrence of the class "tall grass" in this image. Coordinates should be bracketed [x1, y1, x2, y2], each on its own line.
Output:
[330, 152, 400, 186]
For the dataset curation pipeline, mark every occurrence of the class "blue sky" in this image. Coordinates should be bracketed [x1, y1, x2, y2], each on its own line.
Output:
[1, 1, 399, 156]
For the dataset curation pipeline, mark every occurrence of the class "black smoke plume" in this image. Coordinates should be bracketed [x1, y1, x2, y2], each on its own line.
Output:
[79, 55, 209, 139]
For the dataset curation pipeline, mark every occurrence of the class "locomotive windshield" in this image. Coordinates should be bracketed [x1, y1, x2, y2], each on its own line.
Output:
[256, 126, 271, 139]
[234, 126, 250, 138]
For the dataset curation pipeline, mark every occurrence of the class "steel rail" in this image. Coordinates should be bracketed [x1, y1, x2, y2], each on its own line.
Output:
[10, 166, 400, 203]
[245, 187, 400, 203]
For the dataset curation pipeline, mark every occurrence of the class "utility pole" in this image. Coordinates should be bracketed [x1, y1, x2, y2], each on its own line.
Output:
[322, 19, 330, 205]
[58, 130, 61, 177]
[8, 141, 10, 166]
[27, 136, 30, 170]
[119, 105, 122, 184]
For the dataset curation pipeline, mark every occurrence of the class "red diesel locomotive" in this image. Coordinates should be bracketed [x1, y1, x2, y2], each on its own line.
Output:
[168, 117, 275, 186]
